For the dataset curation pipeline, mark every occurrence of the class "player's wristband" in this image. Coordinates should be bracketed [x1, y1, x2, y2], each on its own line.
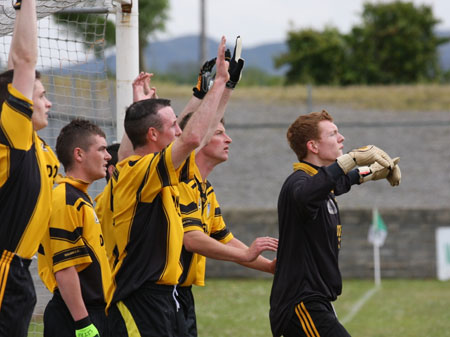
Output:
[75, 316, 100, 337]
[12, 0, 22, 10]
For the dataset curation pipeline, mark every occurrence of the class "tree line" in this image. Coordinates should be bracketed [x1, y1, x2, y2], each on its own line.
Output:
[275, 1, 450, 85]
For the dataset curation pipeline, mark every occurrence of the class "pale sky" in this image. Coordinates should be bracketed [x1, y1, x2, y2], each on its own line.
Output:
[156, 0, 450, 47]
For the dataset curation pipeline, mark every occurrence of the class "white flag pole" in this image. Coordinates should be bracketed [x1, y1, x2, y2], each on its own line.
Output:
[373, 208, 381, 287]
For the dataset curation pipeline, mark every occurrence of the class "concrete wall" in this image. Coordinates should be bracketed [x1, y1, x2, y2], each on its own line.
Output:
[205, 208, 450, 279]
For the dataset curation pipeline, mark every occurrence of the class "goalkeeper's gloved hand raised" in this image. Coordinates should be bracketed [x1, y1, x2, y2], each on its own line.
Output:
[192, 57, 216, 99]
[75, 316, 100, 337]
[337, 145, 394, 174]
[358, 157, 401, 186]
[226, 36, 245, 89]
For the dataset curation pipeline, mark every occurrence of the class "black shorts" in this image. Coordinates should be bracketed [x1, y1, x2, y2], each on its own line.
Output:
[281, 299, 351, 337]
[43, 291, 109, 337]
[178, 286, 197, 337]
[0, 251, 36, 337]
[108, 283, 187, 337]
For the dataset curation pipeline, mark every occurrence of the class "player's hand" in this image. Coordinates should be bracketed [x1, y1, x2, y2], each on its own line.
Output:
[133, 72, 157, 102]
[226, 36, 244, 89]
[214, 36, 230, 84]
[337, 145, 394, 174]
[387, 159, 401, 186]
[358, 157, 400, 186]
[75, 317, 100, 337]
[192, 57, 216, 99]
[246, 236, 278, 262]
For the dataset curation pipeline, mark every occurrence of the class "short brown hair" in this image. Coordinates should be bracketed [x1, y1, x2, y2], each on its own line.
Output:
[0, 69, 41, 106]
[124, 98, 171, 149]
[287, 109, 333, 161]
[56, 118, 106, 171]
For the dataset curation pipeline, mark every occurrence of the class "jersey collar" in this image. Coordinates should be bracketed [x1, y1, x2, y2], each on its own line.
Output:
[55, 175, 90, 193]
[293, 161, 319, 176]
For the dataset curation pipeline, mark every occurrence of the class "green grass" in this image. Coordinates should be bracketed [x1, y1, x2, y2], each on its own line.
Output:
[193, 278, 450, 337]
[27, 279, 450, 336]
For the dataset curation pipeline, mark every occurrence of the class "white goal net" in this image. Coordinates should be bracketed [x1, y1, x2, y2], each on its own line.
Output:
[0, 1, 116, 335]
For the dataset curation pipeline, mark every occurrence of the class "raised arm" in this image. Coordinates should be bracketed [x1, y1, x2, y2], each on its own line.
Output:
[118, 72, 158, 161]
[10, 0, 38, 100]
[171, 36, 230, 169]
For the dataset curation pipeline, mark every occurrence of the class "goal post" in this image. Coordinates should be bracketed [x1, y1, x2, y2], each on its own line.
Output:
[115, 0, 139, 142]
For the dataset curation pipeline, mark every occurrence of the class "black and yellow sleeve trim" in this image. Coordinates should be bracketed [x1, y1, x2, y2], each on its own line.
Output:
[49, 227, 83, 244]
[182, 218, 203, 229]
[211, 228, 230, 241]
[6, 93, 33, 119]
[180, 202, 198, 215]
[294, 302, 321, 337]
[214, 207, 221, 217]
[53, 246, 90, 265]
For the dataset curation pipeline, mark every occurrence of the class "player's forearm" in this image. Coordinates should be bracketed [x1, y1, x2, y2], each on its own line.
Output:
[177, 96, 202, 125]
[236, 255, 275, 274]
[180, 77, 226, 146]
[55, 266, 89, 321]
[10, 0, 37, 100]
[10, 0, 37, 70]
[198, 87, 232, 150]
[184, 231, 252, 263]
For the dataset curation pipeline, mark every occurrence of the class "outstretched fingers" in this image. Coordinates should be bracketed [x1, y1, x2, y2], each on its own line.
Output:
[215, 36, 230, 82]
[248, 236, 278, 261]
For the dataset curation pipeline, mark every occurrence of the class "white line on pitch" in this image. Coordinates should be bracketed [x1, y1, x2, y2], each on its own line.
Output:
[340, 286, 380, 325]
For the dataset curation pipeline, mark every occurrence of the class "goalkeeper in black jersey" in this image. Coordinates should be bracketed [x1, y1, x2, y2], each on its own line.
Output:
[270, 110, 401, 337]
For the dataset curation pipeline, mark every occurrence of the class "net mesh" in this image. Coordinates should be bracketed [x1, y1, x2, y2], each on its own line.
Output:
[0, 1, 116, 335]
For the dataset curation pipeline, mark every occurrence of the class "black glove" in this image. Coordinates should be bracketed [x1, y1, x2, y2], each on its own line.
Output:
[226, 36, 245, 89]
[12, 0, 22, 10]
[192, 57, 216, 99]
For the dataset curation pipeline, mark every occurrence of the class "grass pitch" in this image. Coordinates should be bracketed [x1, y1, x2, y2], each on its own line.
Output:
[193, 278, 450, 337]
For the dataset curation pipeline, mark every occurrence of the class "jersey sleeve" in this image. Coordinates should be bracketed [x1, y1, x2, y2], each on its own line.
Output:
[209, 192, 233, 244]
[48, 194, 92, 274]
[179, 180, 204, 233]
[0, 84, 34, 150]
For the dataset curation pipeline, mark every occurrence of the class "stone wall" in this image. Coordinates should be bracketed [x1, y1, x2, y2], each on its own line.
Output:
[205, 208, 450, 279]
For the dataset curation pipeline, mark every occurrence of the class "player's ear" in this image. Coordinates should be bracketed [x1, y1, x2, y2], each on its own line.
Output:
[73, 147, 83, 163]
[307, 140, 318, 154]
[147, 127, 158, 142]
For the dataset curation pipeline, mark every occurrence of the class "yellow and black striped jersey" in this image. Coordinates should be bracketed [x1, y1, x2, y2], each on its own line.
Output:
[178, 164, 233, 287]
[38, 176, 112, 307]
[0, 84, 59, 259]
[94, 167, 119, 269]
[108, 143, 195, 305]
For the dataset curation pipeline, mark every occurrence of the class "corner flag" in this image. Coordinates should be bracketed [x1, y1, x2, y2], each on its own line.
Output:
[368, 209, 387, 247]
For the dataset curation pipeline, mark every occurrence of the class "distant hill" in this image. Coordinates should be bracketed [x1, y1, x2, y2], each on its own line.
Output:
[93, 33, 450, 76]
[105, 35, 288, 76]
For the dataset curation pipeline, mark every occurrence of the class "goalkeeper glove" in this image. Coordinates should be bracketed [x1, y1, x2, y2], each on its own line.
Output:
[358, 157, 401, 186]
[226, 36, 245, 89]
[75, 316, 100, 337]
[192, 57, 216, 99]
[337, 145, 394, 174]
